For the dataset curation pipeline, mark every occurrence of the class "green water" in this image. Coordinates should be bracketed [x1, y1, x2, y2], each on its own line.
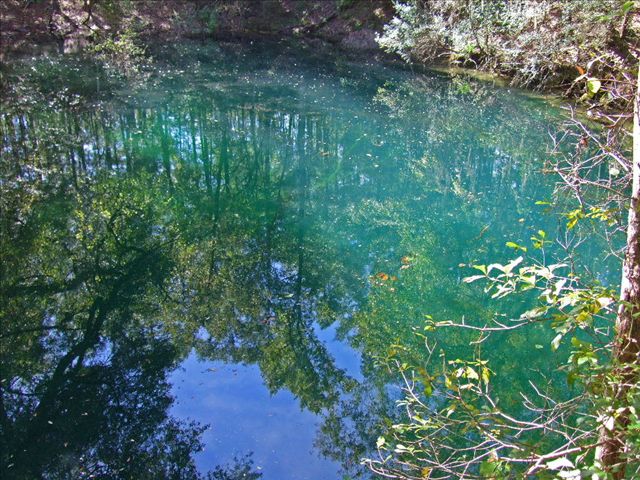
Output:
[1, 41, 584, 479]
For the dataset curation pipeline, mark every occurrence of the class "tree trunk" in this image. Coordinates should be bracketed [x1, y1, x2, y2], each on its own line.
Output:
[596, 64, 640, 479]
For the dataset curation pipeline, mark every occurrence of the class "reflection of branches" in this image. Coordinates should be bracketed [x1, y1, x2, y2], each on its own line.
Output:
[206, 453, 263, 480]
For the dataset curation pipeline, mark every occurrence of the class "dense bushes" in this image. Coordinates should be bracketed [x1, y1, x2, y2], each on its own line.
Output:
[378, 0, 638, 91]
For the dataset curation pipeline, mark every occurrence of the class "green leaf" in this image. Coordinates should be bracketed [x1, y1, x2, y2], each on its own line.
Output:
[479, 458, 510, 478]
[481, 367, 490, 385]
[586, 78, 601, 95]
[622, 1, 635, 14]
[575, 310, 593, 327]
[465, 367, 479, 380]
[551, 333, 563, 351]
[376, 436, 386, 448]
[472, 264, 488, 275]
[506, 241, 527, 252]
[444, 375, 453, 389]
[423, 380, 433, 397]
[577, 354, 597, 366]
[479, 460, 497, 477]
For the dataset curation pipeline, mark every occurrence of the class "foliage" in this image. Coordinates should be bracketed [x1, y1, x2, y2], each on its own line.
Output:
[368, 3, 640, 477]
[376, 1, 427, 63]
[198, 5, 219, 35]
[91, 26, 148, 76]
[367, 8, 640, 476]
[363, 241, 640, 478]
[378, 0, 638, 90]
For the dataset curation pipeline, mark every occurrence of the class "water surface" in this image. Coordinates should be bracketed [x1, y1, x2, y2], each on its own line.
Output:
[1, 41, 575, 479]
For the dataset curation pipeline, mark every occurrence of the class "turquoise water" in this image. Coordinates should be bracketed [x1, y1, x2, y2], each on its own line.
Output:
[1, 41, 579, 479]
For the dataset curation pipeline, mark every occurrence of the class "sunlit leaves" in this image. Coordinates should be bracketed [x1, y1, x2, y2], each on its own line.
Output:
[479, 457, 511, 479]
[530, 229, 547, 249]
[565, 207, 618, 229]
[586, 78, 602, 96]
[505, 241, 527, 252]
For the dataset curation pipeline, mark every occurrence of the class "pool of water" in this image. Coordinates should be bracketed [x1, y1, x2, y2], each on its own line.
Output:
[1, 40, 587, 479]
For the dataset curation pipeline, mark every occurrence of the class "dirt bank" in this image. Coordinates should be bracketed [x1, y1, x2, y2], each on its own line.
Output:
[1, 0, 393, 55]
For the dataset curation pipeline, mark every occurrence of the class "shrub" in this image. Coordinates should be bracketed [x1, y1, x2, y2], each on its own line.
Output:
[198, 5, 218, 35]
[91, 26, 148, 76]
[377, 0, 637, 90]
